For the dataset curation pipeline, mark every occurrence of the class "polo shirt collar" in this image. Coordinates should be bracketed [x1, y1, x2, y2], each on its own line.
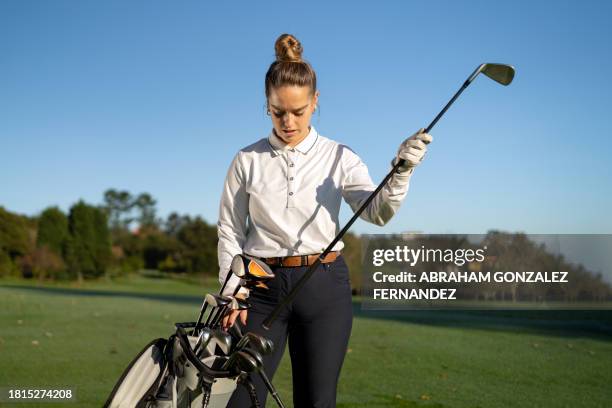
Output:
[268, 126, 318, 156]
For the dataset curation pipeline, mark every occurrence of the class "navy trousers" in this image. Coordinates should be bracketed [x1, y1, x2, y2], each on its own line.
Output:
[226, 255, 353, 408]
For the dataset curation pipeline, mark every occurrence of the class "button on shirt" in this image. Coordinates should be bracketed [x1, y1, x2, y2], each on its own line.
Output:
[217, 126, 413, 295]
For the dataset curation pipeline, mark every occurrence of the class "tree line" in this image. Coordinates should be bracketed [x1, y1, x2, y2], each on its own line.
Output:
[10, 188, 602, 302]
[0, 188, 363, 286]
[0, 189, 216, 281]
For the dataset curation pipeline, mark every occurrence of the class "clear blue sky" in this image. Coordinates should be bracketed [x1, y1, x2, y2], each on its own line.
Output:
[1, 0, 611, 234]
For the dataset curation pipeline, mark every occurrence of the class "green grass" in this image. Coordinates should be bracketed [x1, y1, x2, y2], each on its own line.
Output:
[1, 277, 611, 408]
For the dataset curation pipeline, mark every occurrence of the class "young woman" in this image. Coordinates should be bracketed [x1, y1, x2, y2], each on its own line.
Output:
[217, 33, 432, 407]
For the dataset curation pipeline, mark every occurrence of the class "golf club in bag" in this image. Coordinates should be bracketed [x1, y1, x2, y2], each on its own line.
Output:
[262, 62, 515, 330]
[104, 254, 285, 408]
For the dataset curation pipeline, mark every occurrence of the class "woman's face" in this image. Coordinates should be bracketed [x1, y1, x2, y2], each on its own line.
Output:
[267, 85, 319, 147]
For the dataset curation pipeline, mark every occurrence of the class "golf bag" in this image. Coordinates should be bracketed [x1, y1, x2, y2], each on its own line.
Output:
[104, 322, 238, 408]
[106, 254, 284, 408]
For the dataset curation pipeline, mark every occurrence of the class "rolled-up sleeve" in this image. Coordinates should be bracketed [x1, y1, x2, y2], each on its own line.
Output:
[340, 146, 412, 226]
[217, 152, 249, 296]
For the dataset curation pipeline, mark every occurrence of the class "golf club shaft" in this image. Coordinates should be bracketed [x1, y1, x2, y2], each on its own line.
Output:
[194, 300, 209, 333]
[193, 333, 204, 355]
[262, 67, 483, 330]
[425, 65, 483, 133]
[211, 286, 243, 329]
[204, 304, 221, 327]
[259, 370, 285, 408]
[212, 307, 229, 329]
[196, 271, 234, 332]
[218, 266, 234, 295]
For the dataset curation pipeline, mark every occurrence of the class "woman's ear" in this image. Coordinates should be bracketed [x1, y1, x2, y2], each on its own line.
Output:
[313, 90, 320, 112]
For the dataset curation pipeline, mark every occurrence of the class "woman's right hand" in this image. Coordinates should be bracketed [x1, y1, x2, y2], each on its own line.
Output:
[222, 309, 248, 331]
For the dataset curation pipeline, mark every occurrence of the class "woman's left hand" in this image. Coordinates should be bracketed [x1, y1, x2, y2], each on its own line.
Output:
[393, 128, 433, 172]
[221, 309, 248, 331]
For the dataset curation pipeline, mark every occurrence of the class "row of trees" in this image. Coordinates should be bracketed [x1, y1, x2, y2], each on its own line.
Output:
[0, 189, 218, 281]
[3, 193, 610, 301]
[1, 189, 363, 284]
[0, 202, 110, 281]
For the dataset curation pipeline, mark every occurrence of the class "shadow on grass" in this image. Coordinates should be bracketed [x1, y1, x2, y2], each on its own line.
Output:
[3, 283, 612, 341]
[0, 283, 203, 305]
[339, 394, 447, 407]
[355, 301, 612, 341]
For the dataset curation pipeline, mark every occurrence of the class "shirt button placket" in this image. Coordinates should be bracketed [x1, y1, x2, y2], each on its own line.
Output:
[287, 149, 296, 208]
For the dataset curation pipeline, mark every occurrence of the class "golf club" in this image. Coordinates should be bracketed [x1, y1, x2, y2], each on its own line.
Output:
[237, 254, 276, 283]
[204, 294, 232, 327]
[195, 293, 230, 333]
[262, 62, 515, 330]
[211, 296, 250, 330]
[194, 327, 213, 357]
[234, 332, 274, 356]
[222, 350, 256, 371]
[228, 321, 244, 341]
[221, 348, 281, 407]
[195, 253, 249, 333]
[197, 327, 233, 356]
[240, 347, 286, 408]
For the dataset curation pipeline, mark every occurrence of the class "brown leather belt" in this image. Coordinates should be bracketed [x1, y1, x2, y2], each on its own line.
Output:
[260, 251, 340, 267]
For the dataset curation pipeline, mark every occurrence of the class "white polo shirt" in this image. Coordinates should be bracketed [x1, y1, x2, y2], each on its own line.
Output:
[217, 125, 413, 295]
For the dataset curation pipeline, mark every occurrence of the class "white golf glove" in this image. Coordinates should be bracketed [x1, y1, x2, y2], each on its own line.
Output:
[392, 128, 433, 173]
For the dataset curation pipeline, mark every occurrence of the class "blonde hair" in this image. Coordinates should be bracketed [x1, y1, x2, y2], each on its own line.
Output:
[265, 34, 317, 97]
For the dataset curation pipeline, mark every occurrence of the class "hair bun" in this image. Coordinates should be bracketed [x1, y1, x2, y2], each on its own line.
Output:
[274, 33, 303, 62]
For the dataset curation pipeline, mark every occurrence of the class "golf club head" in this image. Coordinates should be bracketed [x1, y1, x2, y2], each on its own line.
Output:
[466, 63, 515, 87]
[213, 328, 233, 355]
[227, 297, 240, 310]
[481, 63, 514, 85]
[237, 332, 274, 355]
[195, 328, 213, 358]
[205, 293, 231, 308]
[241, 347, 264, 370]
[197, 328, 212, 348]
[233, 297, 251, 311]
[233, 351, 260, 374]
[230, 254, 248, 278]
[232, 254, 275, 282]
[223, 350, 257, 373]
